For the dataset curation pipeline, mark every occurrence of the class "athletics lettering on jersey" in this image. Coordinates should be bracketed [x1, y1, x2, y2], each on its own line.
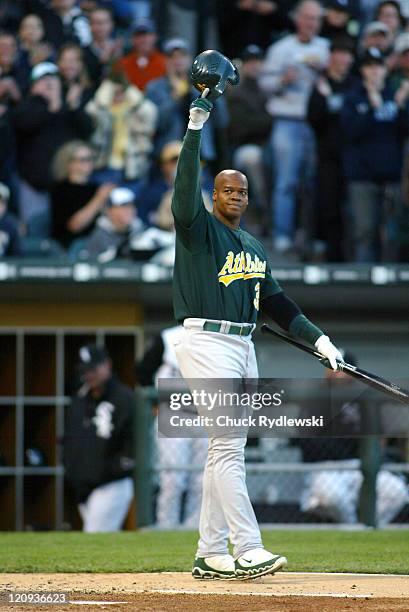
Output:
[218, 250, 267, 287]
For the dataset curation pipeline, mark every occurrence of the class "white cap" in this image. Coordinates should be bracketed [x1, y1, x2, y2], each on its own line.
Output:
[163, 37, 189, 55]
[364, 21, 389, 36]
[31, 62, 59, 82]
[108, 187, 135, 207]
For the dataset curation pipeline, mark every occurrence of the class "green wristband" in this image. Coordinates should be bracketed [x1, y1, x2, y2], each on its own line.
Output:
[289, 314, 323, 346]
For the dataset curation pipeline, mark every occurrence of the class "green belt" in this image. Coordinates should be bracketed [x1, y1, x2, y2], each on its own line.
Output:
[203, 321, 254, 336]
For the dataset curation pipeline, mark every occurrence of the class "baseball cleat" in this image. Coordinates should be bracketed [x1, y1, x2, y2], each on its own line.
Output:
[192, 554, 236, 579]
[235, 548, 287, 579]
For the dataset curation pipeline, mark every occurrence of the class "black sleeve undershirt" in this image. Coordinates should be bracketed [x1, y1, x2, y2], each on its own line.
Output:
[261, 291, 324, 345]
[260, 291, 301, 331]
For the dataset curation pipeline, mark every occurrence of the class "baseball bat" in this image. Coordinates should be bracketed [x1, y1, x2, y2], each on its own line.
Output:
[260, 323, 409, 407]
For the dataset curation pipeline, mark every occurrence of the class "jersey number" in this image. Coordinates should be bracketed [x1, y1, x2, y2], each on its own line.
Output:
[253, 282, 260, 311]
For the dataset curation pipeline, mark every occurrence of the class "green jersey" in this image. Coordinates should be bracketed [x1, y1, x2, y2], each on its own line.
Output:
[172, 129, 282, 324]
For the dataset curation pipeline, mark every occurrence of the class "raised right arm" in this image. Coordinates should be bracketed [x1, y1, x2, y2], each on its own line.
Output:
[171, 128, 204, 227]
[171, 95, 213, 227]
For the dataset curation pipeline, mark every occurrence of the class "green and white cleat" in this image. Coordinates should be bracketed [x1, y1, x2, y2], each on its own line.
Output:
[192, 554, 236, 580]
[235, 548, 287, 580]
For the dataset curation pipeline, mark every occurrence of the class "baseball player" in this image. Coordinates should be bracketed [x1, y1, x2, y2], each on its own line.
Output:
[136, 325, 208, 527]
[64, 345, 135, 532]
[171, 88, 344, 580]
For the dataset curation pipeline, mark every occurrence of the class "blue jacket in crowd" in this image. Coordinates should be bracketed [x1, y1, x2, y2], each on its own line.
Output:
[341, 83, 409, 183]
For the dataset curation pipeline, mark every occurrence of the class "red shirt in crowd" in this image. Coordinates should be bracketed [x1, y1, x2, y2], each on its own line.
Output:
[116, 50, 166, 91]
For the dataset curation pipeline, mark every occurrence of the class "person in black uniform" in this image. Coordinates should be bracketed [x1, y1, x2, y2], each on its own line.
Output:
[64, 344, 135, 532]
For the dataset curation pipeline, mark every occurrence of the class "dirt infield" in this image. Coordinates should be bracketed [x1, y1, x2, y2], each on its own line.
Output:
[1, 572, 409, 611]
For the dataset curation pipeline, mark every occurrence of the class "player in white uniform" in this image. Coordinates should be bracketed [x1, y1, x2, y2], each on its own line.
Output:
[136, 325, 208, 527]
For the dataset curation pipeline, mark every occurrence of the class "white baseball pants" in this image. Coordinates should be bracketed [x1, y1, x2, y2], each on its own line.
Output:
[174, 319, 263, 559]
[78, 477, 134, 532]
[156, 431, 208, 527]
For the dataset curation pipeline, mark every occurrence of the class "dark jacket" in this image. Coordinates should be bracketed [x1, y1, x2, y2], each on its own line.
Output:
[217, 0, 294, 57]
[307, 74, 356, 162]
[64, 375, 135, 503]
[14, 95, 93, 190]
[25, 0, 91, 48]
[341, 82, 409, 182]
[226, 75, 272, 148]
[51, 180, 98, 248]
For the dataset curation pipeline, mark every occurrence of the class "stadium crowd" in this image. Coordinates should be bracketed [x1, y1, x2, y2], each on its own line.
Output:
[1, 0, 409, 263]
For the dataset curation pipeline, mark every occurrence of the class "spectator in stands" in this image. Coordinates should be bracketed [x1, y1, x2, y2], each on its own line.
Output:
[64, 344, 135, 532]
[162, 0, 220, 57]
[78, 186, 174, 262]
[57, 42, 93, 109]
[79, 0, 135, 27]
[85, 69, 157, 191]
[217, 0, 294, 58]
[307, 38, 356, 261]
[259, 0, 329, 254]
[320, 0, 359, 47]
[145, 37, 229, 170]
[298, 352, 409, 524]
[80, 186, 141, 260]
[390, 32, 409, 89]
[341, 47, 409, 262]
[135, 324, 207, 528]
[0, 102, 14, 184]
[17, 14, 54, 85]
[27, 0, 92, 49]
[18, 14, 44, 53]
[226, 44, 272, 232]
[14, 62, 93, 237]
[83, 7, 123, 88]
[0, 31, 24, 103]
[375, 0, 405, 49]
[0, 1, 25, 34]
[145, 37, 192, 153]
[0, 182, 21, 256]
[137, 140, 183, 224]
[115, 18, 166, 91]
[384, 33, 409, 260]
[359, 20, 390, 57]
[137, 140, 212, 226]
[51, 140, 115, 249]
[0, 31, 22, 186]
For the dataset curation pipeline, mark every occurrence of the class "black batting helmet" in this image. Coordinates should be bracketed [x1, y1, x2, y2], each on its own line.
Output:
[190, 49, 239, 102]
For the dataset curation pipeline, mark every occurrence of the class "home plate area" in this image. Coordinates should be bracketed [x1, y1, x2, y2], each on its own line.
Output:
[2, 572, 409, 611]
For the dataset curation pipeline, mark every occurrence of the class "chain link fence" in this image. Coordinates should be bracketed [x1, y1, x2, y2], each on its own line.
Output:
[134, 388, 409, 528]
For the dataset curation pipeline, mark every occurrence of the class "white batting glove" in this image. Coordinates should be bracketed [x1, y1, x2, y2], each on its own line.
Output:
[315, 335, 343, 371]
[188, 89, 213, 130]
